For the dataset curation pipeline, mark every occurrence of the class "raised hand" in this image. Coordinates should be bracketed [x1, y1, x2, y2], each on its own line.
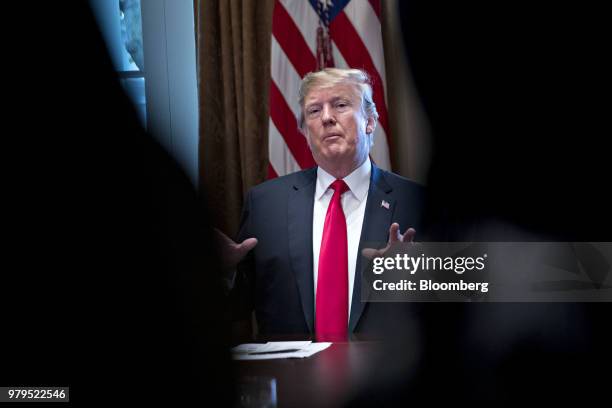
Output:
[214, 228, 258, 269]
[362, 223, 416, 259]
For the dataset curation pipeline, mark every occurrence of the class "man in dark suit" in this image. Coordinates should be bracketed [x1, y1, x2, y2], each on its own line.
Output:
[229, 68, 425, 341]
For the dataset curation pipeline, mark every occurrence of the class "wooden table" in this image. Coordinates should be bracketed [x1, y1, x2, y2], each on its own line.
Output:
[234, 342, 383, 408]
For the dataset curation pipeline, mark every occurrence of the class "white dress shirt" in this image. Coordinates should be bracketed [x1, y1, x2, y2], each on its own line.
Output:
[313, 158, 371, 319]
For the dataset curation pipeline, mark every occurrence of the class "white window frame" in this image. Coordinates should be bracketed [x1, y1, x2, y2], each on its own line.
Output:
[141, 0, 199, 186]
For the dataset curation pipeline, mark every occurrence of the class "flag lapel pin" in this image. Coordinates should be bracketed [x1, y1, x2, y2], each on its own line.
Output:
[381, 200, 390, 210]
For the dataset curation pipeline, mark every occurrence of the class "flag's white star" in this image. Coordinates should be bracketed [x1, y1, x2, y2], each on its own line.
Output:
[318, 0, 334, 12]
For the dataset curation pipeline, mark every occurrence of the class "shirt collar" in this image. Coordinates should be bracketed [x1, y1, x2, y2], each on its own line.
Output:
[315, 158, 371, 202]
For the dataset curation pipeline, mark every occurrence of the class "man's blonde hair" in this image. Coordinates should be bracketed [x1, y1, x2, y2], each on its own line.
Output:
[297, 68, 378, 131]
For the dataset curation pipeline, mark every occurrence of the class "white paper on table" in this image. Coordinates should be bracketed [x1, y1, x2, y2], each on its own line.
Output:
[231, 341, 332, 360]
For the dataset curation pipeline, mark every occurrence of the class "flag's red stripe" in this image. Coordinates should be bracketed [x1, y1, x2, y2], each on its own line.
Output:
[268, 162, 279, 179]
[368, 0, 381, 20]
[269, 80, 316, 169]
[272, 1, 317, 78]
[329, 12, 390, 140]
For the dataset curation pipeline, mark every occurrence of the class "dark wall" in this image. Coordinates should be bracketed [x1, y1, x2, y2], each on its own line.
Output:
[399, 0, 610, 241]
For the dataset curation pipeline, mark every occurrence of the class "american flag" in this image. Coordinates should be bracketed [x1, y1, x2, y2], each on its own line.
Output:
[268, 0, 391, 178]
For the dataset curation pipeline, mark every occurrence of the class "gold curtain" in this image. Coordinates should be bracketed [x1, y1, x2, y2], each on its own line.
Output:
[195, 0, 275, 237]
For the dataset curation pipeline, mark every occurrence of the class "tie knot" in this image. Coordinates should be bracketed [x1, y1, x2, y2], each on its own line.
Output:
[330, 179, 349, 195]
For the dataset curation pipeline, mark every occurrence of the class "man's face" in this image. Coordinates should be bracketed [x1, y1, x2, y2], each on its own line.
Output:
[302, 83, 374, 170]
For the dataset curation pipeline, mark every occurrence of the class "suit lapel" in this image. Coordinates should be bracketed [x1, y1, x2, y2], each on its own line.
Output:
[349, 165, 395, 333]
[287, 168, 317, 334]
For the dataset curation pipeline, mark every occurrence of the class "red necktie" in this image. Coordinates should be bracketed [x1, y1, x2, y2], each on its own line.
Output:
[316, 179, 349, 342]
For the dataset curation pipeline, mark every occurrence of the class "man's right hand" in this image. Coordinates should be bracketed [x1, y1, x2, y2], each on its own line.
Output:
[214, 228, 258, 269]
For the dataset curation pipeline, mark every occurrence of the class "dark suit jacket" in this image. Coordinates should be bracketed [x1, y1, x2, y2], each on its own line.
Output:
[233, 164, 425, 338]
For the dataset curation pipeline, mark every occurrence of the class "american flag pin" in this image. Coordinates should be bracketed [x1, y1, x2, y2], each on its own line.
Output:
[381, 200, 390, 210]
